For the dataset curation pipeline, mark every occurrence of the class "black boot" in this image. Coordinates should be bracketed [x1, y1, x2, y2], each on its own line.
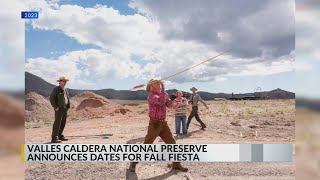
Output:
[59, 136, 68, 141]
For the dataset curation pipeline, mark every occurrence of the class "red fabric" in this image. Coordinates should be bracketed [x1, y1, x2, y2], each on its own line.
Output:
[148, 91, 171, 119]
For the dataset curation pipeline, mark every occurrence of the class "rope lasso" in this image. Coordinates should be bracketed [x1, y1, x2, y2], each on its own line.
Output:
[131, 49, 232, 89]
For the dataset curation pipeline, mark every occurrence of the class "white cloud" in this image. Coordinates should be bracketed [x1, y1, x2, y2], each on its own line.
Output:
[0, 0, 25, 89]
[25, 0, 295, 87]
[26, 49, 141, 88]
[26, 0, 160, 58]
[231, 60, 294, 76]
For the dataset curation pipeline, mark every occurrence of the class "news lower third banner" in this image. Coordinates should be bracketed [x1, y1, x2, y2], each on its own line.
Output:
[22, 144, 292, 162]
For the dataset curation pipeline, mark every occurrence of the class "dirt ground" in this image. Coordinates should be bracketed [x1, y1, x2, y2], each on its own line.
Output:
[25, 99, 295, 179]
[25, 162, 294, 180]
[296, 109, 320, 179]
[26, 99, 295, 144]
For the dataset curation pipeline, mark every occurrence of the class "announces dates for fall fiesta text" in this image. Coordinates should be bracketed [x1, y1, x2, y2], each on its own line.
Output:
[27, 152, 200, 161]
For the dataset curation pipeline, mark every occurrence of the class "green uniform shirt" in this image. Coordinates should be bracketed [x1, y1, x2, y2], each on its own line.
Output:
[49, 86, 70, 109]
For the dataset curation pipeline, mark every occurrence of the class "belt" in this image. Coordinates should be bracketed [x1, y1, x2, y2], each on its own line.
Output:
[150, 118, 166, 122]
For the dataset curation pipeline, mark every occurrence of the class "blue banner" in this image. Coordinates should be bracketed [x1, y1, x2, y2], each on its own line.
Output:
[21, 11, 39, 19]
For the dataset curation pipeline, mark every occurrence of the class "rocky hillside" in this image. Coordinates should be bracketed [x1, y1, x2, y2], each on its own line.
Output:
[25, 91, 132, 123]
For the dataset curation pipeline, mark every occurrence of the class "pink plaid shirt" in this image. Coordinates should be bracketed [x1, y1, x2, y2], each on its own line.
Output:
[148, 90, 171, 119]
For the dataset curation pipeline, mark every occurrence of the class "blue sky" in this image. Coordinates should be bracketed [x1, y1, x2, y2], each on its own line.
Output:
[59, 0, 135, 14]
[26, 0, 134, 59]
[24, 0, 296, 93]
[26, 24, 97, 59]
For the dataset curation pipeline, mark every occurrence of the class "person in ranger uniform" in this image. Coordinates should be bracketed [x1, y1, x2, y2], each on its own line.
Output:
[49, 76, 70, 143]
[187, 87, 209, 130]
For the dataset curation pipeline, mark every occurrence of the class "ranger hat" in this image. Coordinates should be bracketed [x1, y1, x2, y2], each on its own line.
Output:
[57, 76, 69, 82]
[190, 87, 198, 91]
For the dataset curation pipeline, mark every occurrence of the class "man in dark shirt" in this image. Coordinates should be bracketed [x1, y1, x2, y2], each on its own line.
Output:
[49, 76, 70, 143]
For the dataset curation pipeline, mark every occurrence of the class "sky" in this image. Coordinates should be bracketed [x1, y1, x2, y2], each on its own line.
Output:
[0, 0, 25, 90]
[3, 0, 312, 95]
[295, 0, 320, 98]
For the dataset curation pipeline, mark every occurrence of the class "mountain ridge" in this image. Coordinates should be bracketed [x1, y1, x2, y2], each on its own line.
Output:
[25, 72, 295, 100]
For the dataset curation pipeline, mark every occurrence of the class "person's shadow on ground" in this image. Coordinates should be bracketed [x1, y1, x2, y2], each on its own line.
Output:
[187, 129, 202, 136]
[125, 169, 138, 180]
[126, 137, 145, 144]
[126, 169, 177, 180]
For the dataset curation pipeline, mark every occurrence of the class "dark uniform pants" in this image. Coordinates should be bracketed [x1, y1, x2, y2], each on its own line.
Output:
[187, 106, 206, 129]
[51, 108, 68, 140]
[132, 119, 181, 168]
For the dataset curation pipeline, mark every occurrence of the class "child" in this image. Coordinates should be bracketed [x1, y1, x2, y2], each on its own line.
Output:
[173, 91, 188, 137]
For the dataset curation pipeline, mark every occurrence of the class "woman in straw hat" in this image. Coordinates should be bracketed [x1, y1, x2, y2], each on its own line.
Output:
[129, 79, 188, 172]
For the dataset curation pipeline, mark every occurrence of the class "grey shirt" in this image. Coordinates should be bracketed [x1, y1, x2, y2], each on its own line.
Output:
[190, 93, 207, 107]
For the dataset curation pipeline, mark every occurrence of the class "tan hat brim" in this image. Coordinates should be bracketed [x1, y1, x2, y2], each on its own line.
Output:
[57, 79, 69, 82]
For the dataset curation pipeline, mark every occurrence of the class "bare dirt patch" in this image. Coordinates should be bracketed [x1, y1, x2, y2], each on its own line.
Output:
[25, 98, 295, 179]
[25, 92, 53, 123]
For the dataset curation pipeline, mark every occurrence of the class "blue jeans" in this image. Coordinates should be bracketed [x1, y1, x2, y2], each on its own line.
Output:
[175, 116, 188, 135]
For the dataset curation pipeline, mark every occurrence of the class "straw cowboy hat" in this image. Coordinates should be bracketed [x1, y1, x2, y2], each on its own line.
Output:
[190, 87, 198, 91]
[146, 79, 160, 92]
[57, 76, 69, 82]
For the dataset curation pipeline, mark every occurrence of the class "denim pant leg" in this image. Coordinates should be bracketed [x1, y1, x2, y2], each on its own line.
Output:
[181, 116, 188, 135]
[175, 116, 181, 135]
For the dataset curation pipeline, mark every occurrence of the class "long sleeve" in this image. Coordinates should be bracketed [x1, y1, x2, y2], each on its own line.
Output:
[172, 99, 179, 109]
[184, 98, 189, 106]
[148, 93, 166, 106]
[165, 96, 172, 108]
[173, 98, 188, 108]
[198, 94, 207, 106]
[148, 91, 169, 119]
[49, 87, 58, 109]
